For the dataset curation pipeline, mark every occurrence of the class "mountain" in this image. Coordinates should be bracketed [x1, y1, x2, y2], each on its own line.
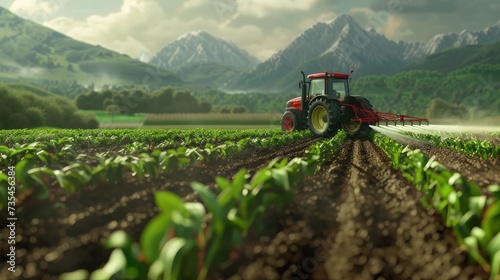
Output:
[0, 7, 183, 88]
[149, 31, 260, 69]
[403, 41, 500, 73]
[222, 15, 408, 92]
[222, 15, 500, 92]
[405, 20, 500, 58]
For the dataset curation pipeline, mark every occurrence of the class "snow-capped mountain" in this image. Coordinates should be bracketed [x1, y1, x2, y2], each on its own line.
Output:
[149, 31, 260, 69]
[408, 20, 500, 57]
[222, 15, 500, 92]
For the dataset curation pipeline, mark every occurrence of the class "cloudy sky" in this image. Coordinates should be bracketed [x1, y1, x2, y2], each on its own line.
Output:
[1, 0, 499, 61]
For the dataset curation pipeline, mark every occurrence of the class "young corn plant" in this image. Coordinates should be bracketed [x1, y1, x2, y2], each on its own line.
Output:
[373, 132, 500, 279]
[86, 155, 319, 280]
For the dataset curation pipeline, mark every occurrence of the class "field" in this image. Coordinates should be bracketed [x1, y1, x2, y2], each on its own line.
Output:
[86, 112, 282, 129]
[142, 113, 281, 127]
[0, 128, 499, 280]
[81, 110, 146, 124]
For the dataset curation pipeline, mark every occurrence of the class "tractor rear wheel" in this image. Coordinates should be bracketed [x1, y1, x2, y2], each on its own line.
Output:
[308, 99, 341, 137]
[281, 111, 303, 131]
[343, 97, 373, 138]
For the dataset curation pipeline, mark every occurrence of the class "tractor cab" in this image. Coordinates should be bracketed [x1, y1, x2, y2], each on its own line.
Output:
[307, 72, 351, 101]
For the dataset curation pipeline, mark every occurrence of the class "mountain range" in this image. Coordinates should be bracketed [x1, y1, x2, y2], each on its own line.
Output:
[218, 14, 500, 92]
[1, 5, 499, 94]
[146, 14, 500, 92]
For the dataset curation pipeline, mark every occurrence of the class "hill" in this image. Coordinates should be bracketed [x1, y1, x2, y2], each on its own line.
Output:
[0, 7, 183, 88]
[0, 84, 98, 128]
[170, 62, 248, 88]
[403, 41, 500, 73]
[351, 64, 500, 118]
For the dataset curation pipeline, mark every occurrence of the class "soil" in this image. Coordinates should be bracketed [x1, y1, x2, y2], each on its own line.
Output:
[219, 139, 488, 280]
[0, 137, 491, 280]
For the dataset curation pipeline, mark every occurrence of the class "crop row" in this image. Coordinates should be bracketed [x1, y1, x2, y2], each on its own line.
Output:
[0, 128, 299, 148]
[60, 132, 347, 280]
[402, 131, 500, 159]
[0, 129, 312, 168]
[0, 130, 312, 211]
[373, 133, 500, 279]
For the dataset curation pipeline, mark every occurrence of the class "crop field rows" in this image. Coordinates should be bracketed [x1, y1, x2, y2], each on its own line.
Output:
[0, 128, 499, 280]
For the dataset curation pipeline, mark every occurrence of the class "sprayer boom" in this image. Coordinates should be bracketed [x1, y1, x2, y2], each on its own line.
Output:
[374, 111, 429, 126]
[342, 103, 429, 126]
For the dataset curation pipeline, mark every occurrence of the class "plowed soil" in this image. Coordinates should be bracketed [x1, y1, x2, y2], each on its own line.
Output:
[0, 137, 490, 280]
[219, 139, 488, 280]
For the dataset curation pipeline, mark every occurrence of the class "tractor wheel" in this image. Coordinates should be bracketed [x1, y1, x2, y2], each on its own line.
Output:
[308, 99, 342, 137]
[281, 111, 303, 131]
[343, 98, 373, 138]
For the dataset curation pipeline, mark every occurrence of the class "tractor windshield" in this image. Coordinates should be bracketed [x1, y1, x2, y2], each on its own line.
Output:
[310, 79, 325, 96]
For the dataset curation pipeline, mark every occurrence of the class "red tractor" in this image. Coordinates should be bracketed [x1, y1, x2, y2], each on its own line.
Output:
[281, 70, 428, 137]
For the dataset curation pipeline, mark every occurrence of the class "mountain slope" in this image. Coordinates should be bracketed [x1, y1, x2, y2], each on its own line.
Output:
[149, 31, 260, 69]
[0, 7, 183, 87]
[403, 41, 500, 73]
[170, 61, 248, 88]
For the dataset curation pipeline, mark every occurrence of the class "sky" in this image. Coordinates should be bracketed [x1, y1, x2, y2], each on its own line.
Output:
[1, 0, 499, 61]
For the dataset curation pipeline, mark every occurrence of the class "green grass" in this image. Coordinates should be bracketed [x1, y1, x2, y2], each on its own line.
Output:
[81, 110, 145, 124]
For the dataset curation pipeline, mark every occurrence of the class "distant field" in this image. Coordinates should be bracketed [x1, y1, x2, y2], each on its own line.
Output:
[81, 110, 145, 124]
[143, 113, 281, 126]
[85, 111, 282, 129]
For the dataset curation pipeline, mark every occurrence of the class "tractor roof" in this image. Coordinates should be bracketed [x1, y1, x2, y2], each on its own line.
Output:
[307, 72, 350, 80]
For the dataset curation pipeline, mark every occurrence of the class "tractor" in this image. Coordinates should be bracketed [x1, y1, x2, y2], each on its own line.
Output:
[280, 70, 428, 137]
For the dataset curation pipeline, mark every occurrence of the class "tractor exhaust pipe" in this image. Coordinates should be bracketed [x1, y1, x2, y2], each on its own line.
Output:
[300, 71, 307, 113]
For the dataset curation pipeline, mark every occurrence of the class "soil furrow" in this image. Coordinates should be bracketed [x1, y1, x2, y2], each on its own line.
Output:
[324, 140, 488, 279]
[225, 139, 489, 280]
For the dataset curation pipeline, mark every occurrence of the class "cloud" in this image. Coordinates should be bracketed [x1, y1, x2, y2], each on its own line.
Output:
[236, 0, 318, 17]
[369, 0, 457, 14]
[42, 0, 333, 61]
[10, 0, 58, 15]
[9, 0, 72, 22]
[357, 0, 500, 42]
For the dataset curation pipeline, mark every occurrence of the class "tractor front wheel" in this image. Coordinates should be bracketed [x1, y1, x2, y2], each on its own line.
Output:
[308, 99, 341, 137]
[281, 111, 303, 131]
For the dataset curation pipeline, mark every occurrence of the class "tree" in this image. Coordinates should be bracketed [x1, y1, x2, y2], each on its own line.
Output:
[25, 107, 46, 127]
[151, 87, 174, 113]
[199, 98, 213, 113]
[171, 91, 199, 113]
[232, 105, 247, 114]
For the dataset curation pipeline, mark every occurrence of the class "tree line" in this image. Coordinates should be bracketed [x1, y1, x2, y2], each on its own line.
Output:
[0, 86, 98, 129]
[75, 87, 250, 114]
